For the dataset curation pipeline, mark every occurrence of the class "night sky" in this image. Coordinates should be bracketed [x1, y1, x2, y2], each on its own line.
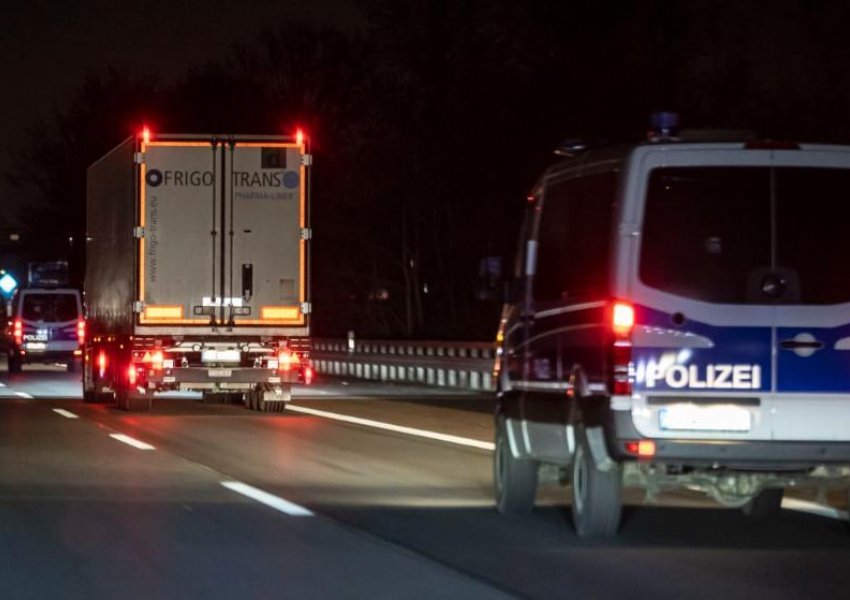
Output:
[0, 0, 359, 223]
[4, 1, 850, 339]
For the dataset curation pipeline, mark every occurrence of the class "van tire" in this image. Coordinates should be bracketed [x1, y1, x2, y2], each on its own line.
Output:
[494, 415, 539, 513]
[116, 388, 152, 412]
[742, 488, 784, 517]
[570, 426, 622, 538]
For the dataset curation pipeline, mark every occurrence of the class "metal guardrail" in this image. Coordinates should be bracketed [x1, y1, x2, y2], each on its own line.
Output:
[311, 338, 496, 391]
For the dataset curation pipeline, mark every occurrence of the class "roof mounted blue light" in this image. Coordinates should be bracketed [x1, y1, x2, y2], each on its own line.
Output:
[649, 111, 680, 142]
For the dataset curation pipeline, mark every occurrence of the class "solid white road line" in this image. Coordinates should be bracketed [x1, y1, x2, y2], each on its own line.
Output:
[221, 481, 314, 517]
[286, 404, 496, 451]
[109, 433, 156, 451]
[52, 408, 79, 419]
[782, 497, 849, 521]
[14, 391, 33, 399]
[0, 382, 5, 387]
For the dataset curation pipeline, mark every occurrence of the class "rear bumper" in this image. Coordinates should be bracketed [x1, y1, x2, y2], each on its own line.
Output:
[609, 410, 850, 468]
[145, 367, 304, 388]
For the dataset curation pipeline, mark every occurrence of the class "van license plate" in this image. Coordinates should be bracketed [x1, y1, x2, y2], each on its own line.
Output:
[208, 369, 232, 378]
[659, 405, 751, 432]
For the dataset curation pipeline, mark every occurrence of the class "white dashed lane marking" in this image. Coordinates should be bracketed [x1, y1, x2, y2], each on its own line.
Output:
[286, 404, 495, 451]
[221, 481, 314, 517]
[52, 408, 79, 419]
[109, 433, 156, 451]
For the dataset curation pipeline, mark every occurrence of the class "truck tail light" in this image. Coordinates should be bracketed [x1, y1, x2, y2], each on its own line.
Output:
[278, 350, 301, 372]
[77, 319, 86, 346]
[127, 364, 137, 386]
[98, 350, 107, 378]
[13, 319, 22, 346]
[304, 365, 314, 385]
[610, 301, 635, 396]
[151, 351, 164, 371]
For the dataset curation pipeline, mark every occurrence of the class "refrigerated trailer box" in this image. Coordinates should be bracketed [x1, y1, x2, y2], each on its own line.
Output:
[84, 132, 312, 411]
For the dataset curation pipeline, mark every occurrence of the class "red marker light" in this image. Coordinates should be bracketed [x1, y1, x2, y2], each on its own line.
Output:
[127, 364, 137, 386]
[295, 128, 305, 146]
[142, 126, 151, 144]
[304, 365, 314, 385]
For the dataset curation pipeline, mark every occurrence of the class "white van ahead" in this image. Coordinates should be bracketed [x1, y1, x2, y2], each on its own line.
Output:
[494, 115, 850, 537]
[5, 288, 84, 373]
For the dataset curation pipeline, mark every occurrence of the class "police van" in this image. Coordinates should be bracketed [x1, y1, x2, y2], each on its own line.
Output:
[494, 114, 850, 537]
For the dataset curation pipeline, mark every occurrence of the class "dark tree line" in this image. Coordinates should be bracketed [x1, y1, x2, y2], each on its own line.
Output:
[8, 0, 850, 339]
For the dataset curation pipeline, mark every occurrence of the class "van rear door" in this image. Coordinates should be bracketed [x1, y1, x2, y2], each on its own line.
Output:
[629, 147, 850, 442]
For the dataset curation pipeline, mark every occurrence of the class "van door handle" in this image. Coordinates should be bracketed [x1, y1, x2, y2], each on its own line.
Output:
[779, 339, 823, 351]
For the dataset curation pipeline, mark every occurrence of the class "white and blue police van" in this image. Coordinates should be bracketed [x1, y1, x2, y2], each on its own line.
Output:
[494, 114, 850, 537]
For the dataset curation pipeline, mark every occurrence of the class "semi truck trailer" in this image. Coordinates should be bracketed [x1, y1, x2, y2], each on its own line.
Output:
[83, 130, 312, 411]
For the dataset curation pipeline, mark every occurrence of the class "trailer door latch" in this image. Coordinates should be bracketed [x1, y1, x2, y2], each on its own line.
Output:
[133, 227, 145, 238]
[133, 301, 145, 313]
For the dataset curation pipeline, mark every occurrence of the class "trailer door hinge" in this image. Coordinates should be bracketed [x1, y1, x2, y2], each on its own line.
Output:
[133, 226, 145, 238]
[133, 301, 145, 313]
[301, 302, 312, 315]
[300, 228, 312, 240]
[301, 154, 313, 167]
[134, 152, 145, 164]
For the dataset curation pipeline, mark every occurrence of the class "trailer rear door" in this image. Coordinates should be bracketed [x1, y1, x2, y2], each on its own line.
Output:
[138, 136, 307, 328]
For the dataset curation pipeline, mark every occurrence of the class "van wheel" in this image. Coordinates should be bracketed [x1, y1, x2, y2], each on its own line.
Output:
[742, 488, 784, 517]
[494, 415, 539, 513]
[570, 426, 622, 538]
[116, 388, 152, 412]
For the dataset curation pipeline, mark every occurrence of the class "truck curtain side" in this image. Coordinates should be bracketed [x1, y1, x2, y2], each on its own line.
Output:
[84, 132, 312, 411]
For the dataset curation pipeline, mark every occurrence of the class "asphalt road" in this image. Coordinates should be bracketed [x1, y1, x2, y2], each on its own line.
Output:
[2, 366, 850, 599]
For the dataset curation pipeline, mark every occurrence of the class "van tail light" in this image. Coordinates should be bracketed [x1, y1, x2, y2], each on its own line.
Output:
[624, 440, 656, 457]
[77, 319, 86, 346]
[98, 350, 107, 378]
[610, 301, 635, 396]
[13, 319, 22, 346]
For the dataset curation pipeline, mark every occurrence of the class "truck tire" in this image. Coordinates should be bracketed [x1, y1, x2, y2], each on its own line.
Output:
[8, 353, 22, 374]
[494, 415, 538, 514]
[570, 426, 622, 538]
[742, 488, 784, 517]
[246, 387, 286, 413]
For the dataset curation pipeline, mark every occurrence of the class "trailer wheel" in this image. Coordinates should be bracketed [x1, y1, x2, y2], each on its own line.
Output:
[494, 414, 538, 514]
[742, 488, 784, 518]
[570, 426, 622, 538]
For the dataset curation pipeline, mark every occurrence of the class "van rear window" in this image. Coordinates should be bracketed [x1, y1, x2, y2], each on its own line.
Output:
[22, 293, 79, 322]
[640, 166, 850, 305]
